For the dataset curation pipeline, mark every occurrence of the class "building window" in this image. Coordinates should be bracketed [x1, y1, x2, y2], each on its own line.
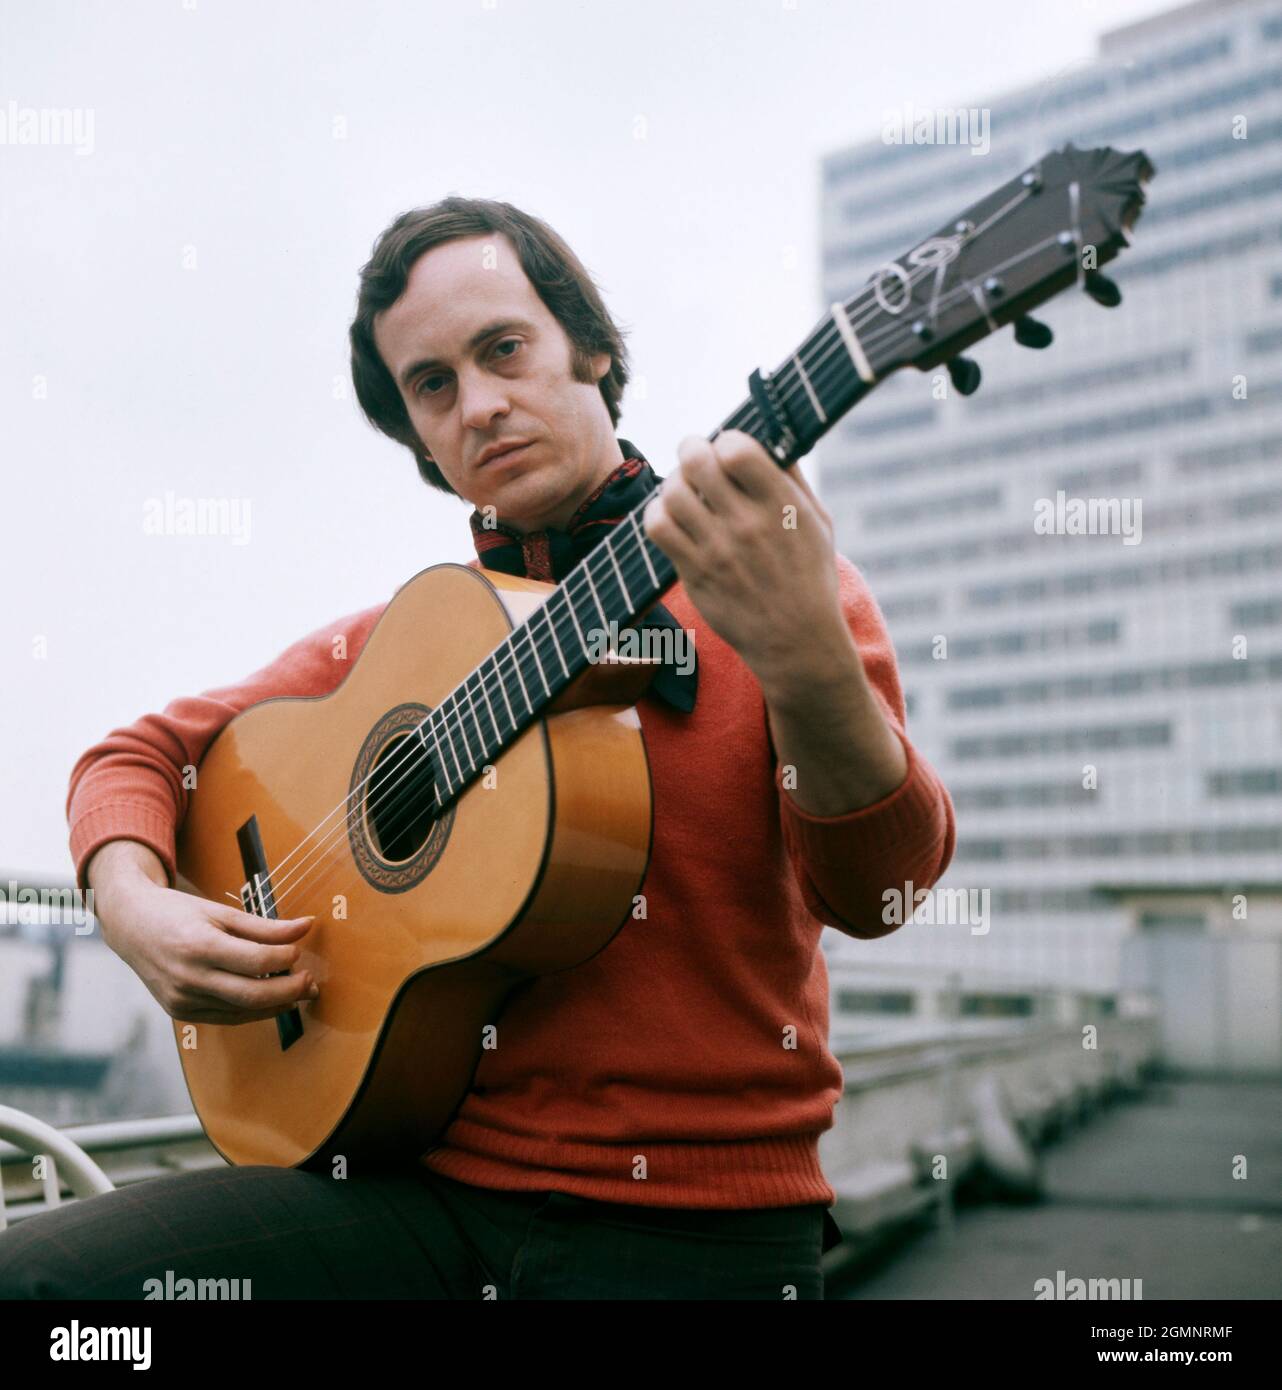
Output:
[1139, 911, 1207, 932]
[1207, 768, 1282, 797]
[951, 721, 1171, 760]
[836, 989, 915, 1015]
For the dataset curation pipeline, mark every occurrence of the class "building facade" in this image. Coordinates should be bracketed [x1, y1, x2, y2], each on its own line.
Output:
[818, 0, 1282, 991]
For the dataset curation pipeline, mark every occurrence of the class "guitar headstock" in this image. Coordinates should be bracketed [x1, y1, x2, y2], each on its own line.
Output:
[856, 143, 1156, 393]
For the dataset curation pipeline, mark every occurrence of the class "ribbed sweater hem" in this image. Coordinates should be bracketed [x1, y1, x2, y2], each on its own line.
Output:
[419, 1123, 836, 1209]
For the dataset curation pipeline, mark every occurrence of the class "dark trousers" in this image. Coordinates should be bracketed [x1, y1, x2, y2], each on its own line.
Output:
[0, 1164, 829, 1300]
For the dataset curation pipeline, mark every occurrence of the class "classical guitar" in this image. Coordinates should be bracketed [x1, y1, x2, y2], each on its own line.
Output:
[174, 144, 1154, 1167]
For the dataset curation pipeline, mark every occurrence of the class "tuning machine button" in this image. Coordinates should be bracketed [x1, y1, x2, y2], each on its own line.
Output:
[946, 356, 982, 396]
[1084, 270, 1122, 307]
[1013, 315, 1054, 349]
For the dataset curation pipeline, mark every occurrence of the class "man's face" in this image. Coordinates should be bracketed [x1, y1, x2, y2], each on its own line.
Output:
[372, 232, 616, 532]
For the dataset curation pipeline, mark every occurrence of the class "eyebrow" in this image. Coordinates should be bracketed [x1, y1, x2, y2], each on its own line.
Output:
[397, 318, 536, 389]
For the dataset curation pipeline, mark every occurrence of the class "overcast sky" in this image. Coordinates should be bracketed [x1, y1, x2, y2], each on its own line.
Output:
[3, 0, 1176, 877]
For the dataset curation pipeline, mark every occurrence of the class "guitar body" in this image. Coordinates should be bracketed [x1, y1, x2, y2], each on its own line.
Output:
[174, 562, 655, 1169]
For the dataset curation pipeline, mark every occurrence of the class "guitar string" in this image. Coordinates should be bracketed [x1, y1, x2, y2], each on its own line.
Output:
[261, 220, 1070, 917]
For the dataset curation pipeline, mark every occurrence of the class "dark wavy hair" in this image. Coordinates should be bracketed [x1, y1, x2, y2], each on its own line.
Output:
[349, 196, 631, 497]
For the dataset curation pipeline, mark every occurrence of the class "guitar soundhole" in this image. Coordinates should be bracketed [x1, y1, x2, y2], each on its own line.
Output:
[348, 702, 454, 893]
[366, 733, 438, 863]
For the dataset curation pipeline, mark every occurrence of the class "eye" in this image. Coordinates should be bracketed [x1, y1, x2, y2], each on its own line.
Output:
[415, 373, 448, 398]
[492, 337, 521, 361]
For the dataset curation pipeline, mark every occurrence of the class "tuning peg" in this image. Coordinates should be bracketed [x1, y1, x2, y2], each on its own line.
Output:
[1083, 270, 1122, 308]
[1013, 315, 1054, 349]
[947, 355, 982, 396]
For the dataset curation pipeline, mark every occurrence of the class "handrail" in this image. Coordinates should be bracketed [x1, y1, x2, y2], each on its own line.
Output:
[0, 1112, 206, 1165]
[0, 1104, 117, 1231]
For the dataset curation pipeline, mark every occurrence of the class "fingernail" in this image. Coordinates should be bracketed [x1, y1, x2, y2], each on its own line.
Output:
[307, 983, 320, 999]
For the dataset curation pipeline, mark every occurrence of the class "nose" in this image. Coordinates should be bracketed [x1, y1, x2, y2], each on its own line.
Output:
[457, 365, 511, 434]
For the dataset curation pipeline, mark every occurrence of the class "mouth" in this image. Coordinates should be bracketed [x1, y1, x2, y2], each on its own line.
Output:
[478, 441, 533, 470]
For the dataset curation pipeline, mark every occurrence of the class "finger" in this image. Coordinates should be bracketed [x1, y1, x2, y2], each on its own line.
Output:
[198, 926, 308, 981]
[678, 439, 751, 516]
[659, 471, 714, 544]
[183, 966, 318, 1015]
[208, 903, 316, 944]
[711, 430, 778, 501]
[643, 492, 695, 560]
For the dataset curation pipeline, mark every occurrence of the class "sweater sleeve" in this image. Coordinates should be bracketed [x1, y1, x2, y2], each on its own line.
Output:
[770, 554, 956, 939]
[66, 604, 385, 893]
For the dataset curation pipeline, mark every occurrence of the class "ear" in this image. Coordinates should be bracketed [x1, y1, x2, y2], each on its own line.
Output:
[590, 351, 611, 383]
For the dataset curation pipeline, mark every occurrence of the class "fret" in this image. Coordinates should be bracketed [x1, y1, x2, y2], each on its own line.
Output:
[461, 673, 487, 754]
[629, 513, 660, 588]
[525, 622, 553, 700]
[476, 662, 504, 743]
[581, 562, 608, 629]
[547, 589, 585, 668]
[587, 545, 629, 625]
[537, 603, 570, 680]
[613, 542, 650, 615]
[558, 583, 590, 658]
[605, 537, 634, 612]
[431, 706, 461, 795]
[792, 351, 827, 426]
[419, 721, 449, 806]
[503, 633, 533, 715]
[478, 653, 508, 733]
[438, 712, 465, 790]
[445, 690, 480, 773]
[466, 668, 500, 750]
[519, 624, 551, 699]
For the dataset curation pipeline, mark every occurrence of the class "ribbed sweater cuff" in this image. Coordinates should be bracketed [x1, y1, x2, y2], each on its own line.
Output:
[775, 728, 947, 868]
[69, 804, 178, 892]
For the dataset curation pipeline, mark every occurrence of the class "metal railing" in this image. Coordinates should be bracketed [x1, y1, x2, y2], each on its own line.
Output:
[0, 1112, 221, 1227]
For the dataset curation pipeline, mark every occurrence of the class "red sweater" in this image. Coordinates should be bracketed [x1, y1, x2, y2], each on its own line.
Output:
[67, 553, 955, 1210]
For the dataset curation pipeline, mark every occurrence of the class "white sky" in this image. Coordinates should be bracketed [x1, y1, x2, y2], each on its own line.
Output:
[2, 0, 1176, 877]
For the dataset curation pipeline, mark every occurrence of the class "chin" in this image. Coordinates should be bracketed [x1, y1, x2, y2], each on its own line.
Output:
[499, 472, 572, 526]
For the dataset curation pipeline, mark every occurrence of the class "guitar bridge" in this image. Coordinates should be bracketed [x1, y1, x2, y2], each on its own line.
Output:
[236, 815, 304, 1051]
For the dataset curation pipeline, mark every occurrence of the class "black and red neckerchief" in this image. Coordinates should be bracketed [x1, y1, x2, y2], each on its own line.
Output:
[467, 441, 696, 712]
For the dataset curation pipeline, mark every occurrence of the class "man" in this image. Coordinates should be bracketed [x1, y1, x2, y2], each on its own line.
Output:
[0, 197, 954, 1300]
